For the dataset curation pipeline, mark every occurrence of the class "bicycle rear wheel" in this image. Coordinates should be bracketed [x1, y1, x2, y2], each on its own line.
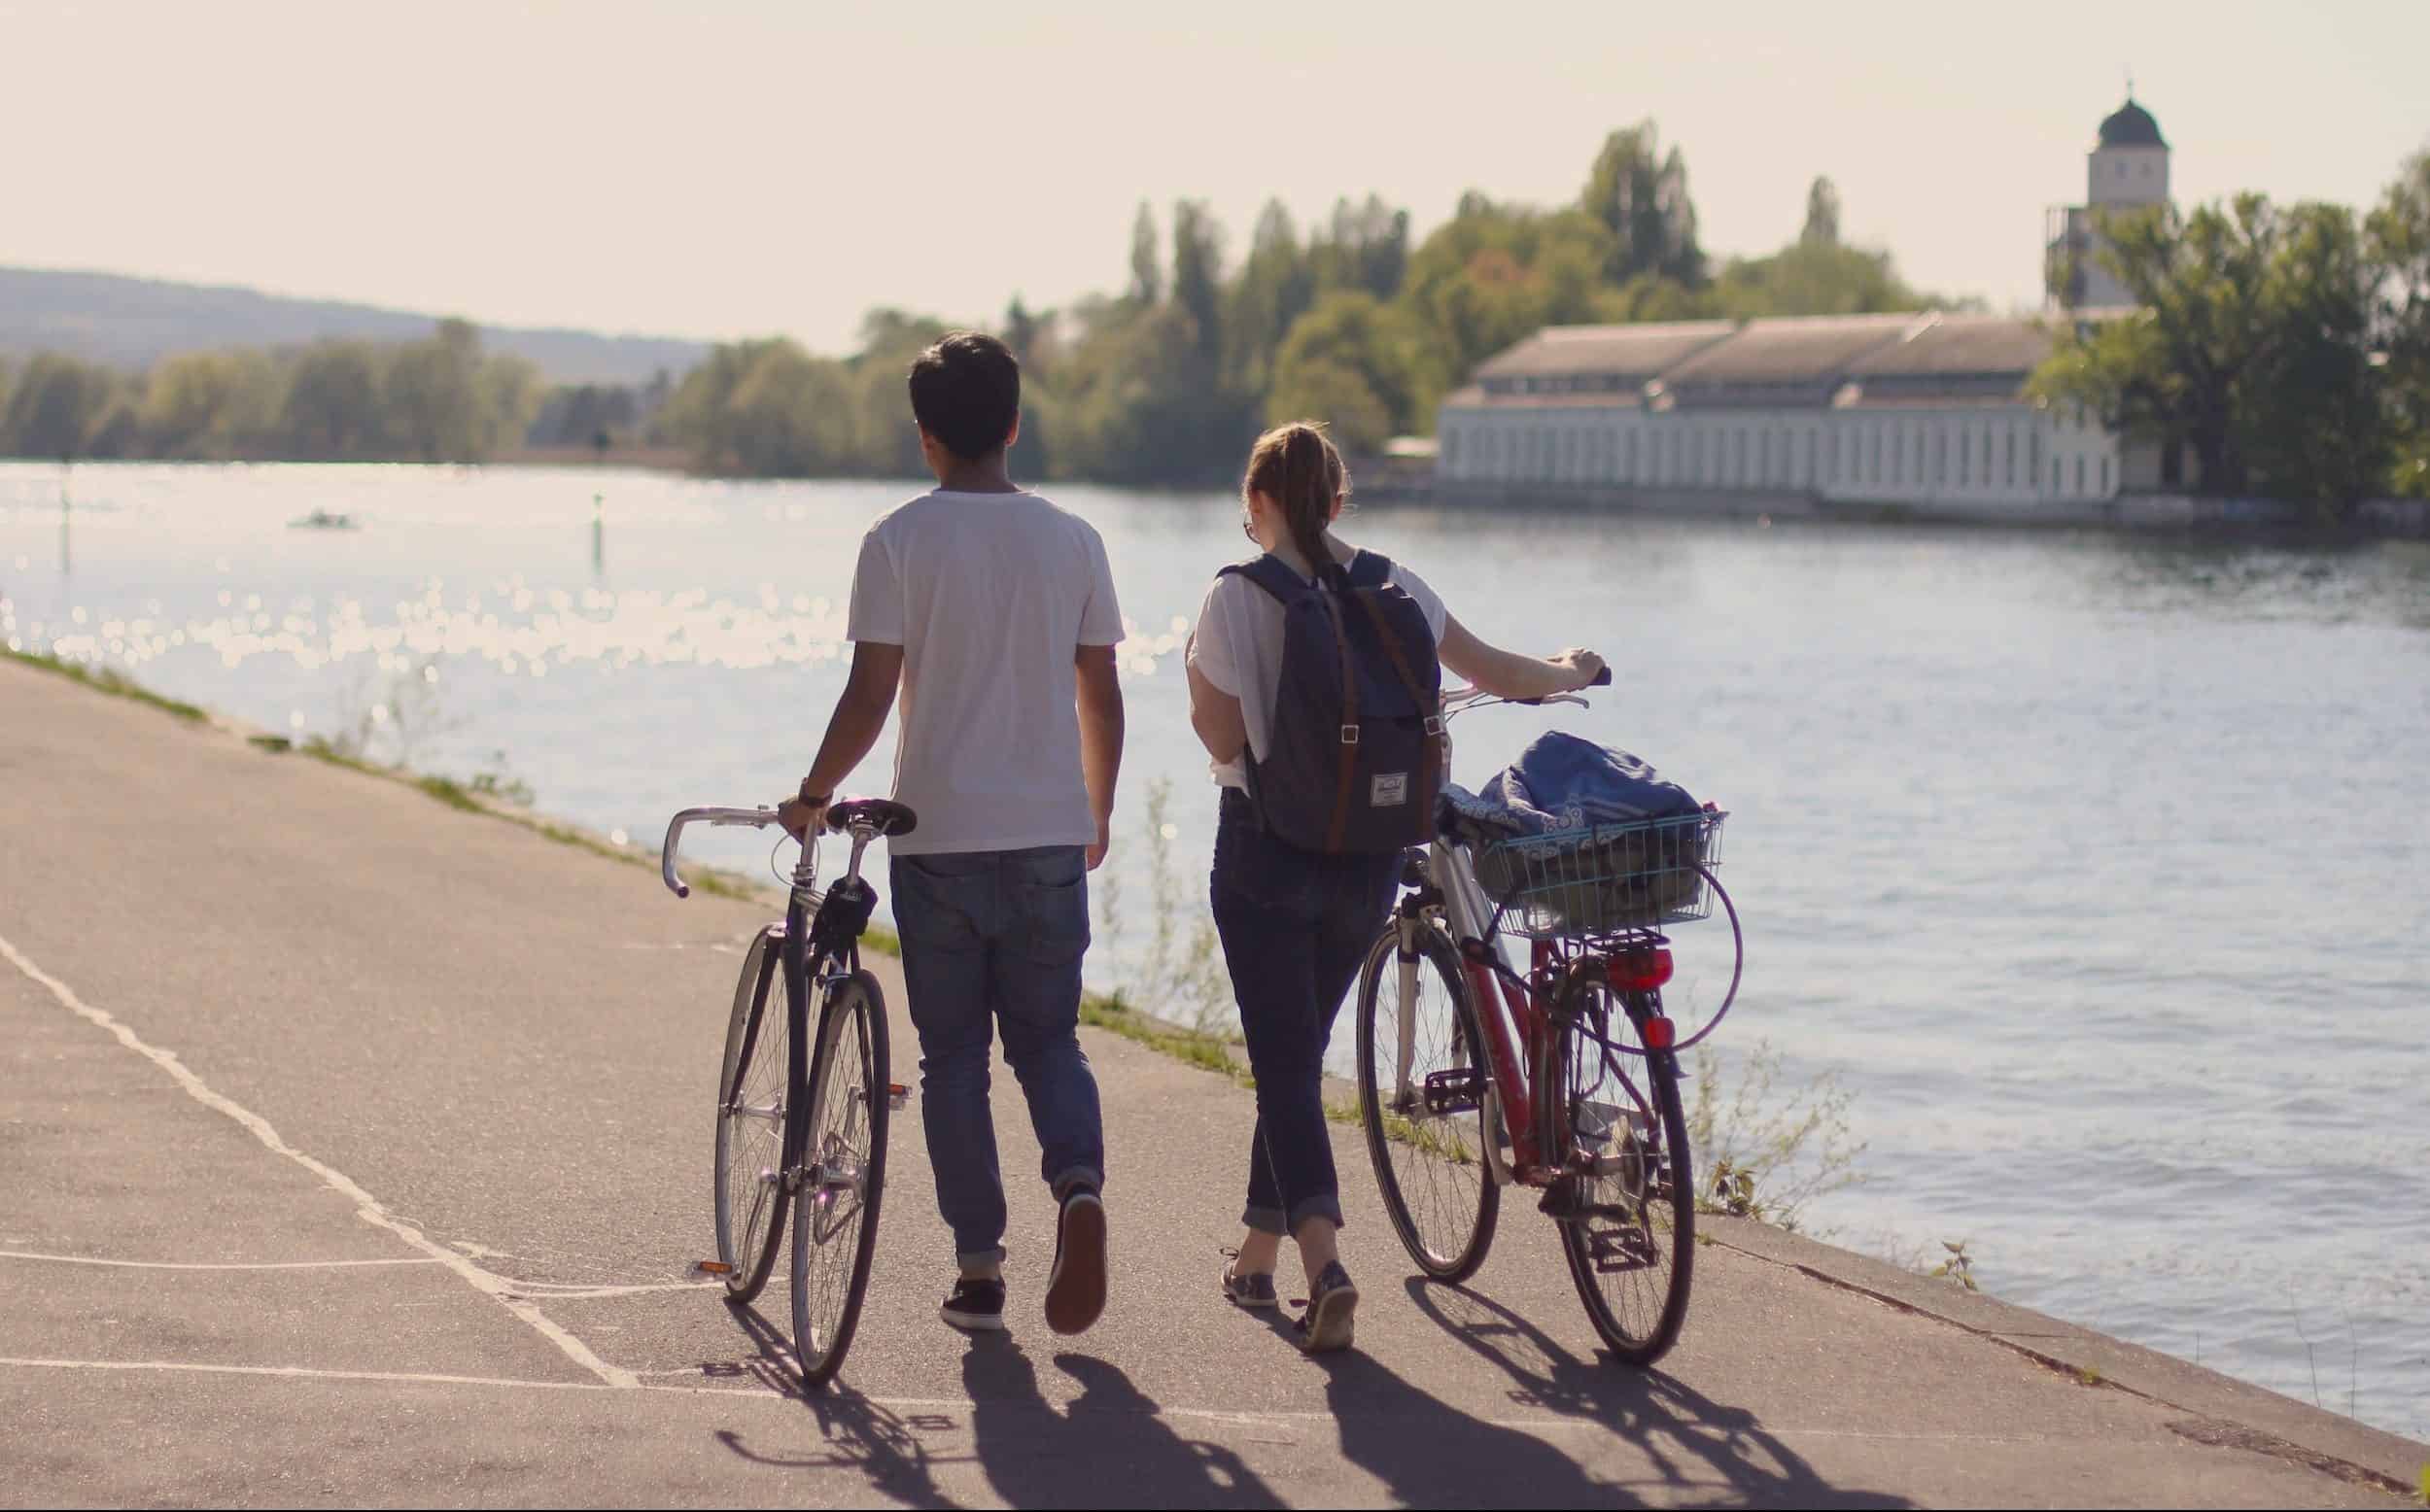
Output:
[1354, 921, 1501, 1282]
[790, 969, 890, 1388]
[712, 926, 789, 1302]
[1538, 967, 1694, 1366]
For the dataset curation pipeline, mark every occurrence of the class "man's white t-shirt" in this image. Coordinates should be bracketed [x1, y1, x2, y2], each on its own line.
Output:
[848, 489, 1123, 855]
[1187, 547, 1448, 792]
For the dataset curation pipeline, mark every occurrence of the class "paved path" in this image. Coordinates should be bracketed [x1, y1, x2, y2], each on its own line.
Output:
[2, 658, 2421, 1508]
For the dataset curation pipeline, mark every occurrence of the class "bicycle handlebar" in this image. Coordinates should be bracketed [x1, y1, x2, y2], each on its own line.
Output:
[659, 806, 778, 899]
[1442, 665, 1611, 717]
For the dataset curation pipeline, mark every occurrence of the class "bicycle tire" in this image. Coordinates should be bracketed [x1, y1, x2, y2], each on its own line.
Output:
[790, 969, 890, 1388]
[712, 926, 789, 1303]
[1354, 922, 1501, 1283]
[1539, 965, 1694, 1366]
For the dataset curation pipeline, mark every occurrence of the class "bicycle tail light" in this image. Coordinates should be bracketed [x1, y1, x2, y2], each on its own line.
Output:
[1608, 947, 1673, 994]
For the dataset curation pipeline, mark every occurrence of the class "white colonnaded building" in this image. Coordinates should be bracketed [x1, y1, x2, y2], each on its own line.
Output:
[1435, 97, 2175, 517]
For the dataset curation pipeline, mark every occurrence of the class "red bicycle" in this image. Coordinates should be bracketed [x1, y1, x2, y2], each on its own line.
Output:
[1352, 678, 1740, 1365]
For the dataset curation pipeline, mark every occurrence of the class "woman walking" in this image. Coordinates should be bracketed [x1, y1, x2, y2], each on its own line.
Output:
[1184, 422, 1604, 1351]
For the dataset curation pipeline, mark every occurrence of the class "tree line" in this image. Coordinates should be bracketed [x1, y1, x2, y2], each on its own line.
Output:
[0, 319, 647, 467]
[661, 121, 1958, 484]
[2034, 147, 2430, 516]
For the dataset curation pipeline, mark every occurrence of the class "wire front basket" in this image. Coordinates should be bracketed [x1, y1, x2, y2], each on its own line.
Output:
[1475, 809, 1726, 941]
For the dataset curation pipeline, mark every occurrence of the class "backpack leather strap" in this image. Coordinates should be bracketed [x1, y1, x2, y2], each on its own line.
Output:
[1347, 591, 1444, 843]
[1315, 589, 1358, 853]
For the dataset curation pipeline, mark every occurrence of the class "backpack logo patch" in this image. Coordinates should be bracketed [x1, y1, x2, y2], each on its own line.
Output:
[1370, 772, 1410, 808]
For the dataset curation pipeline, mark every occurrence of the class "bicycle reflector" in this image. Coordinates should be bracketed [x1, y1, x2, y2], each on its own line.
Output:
[1642, 1015, 1677, 1051]
[1608, 948, 1673, 994]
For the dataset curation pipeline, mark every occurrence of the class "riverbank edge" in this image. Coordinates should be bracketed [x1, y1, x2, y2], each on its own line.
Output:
[8, 649, 2425, 1494]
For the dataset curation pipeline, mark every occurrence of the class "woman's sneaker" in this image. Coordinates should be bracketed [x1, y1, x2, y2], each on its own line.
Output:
[1220, 1250, 1278, 1310]
[1294, 1261, 1359, 1353]
[940, 1276, 1006, 1332]
[1044, 1186, 1107, 1335]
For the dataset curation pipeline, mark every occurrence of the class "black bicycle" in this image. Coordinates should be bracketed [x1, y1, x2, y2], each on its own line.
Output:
[660, 797, 915, 1388]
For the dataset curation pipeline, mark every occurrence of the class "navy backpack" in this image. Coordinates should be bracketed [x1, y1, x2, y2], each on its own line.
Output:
[1220, 551, 1444, 854]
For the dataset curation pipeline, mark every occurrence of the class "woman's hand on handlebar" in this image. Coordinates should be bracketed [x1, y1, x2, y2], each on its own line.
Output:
[1549, 647, 1608, 691]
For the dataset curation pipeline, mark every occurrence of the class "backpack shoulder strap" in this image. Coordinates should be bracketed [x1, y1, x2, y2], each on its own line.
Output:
[1218, 554, 1312, 605]
[1343, 550, 1393, 590]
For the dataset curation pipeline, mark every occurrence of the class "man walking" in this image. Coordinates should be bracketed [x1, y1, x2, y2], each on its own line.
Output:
[780, 332, 1124, 1336]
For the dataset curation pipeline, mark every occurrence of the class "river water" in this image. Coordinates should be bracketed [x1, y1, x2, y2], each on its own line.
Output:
[4, 460, 2424, 1438]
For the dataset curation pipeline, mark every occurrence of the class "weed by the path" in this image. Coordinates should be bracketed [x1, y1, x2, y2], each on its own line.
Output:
[4, 647, 206, 722]
[1686, 1038, 1864, 1233]
[1930, 1239, 1979, 1291]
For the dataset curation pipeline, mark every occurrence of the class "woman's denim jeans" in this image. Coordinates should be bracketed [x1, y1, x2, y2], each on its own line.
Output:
[891, 845, 1104, 1268]
[1209, 790, 1402, 1237]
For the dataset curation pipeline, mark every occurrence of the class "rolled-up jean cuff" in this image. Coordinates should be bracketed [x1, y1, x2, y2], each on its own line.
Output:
[956, 1246, 1006, 1271]
[1289, 1195, 1345, 1233]
[1051, 1166, 1103, 1202]
[1241, 1204, 1289, 1236]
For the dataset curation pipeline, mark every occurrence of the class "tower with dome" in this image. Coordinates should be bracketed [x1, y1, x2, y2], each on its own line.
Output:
[2047, 93, 2173, 308]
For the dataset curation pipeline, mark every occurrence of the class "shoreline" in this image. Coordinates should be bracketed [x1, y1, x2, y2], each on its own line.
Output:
[7, 644, 2425, 1494]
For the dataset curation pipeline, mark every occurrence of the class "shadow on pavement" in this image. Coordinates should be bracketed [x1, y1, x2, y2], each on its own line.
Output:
[1402, 1278, 1915, 1508]
[707, 1301, 962, 1509]
[960, 1336, 1285, 1509]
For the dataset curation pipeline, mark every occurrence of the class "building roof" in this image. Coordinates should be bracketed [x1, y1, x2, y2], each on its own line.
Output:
[2097, 98, 2166, 150]
[1842, 314, 2056, 380]
[1655, 312, 1929, 391]
[1449, 312, 2068, 415]
[1472, 321, 1734, 383]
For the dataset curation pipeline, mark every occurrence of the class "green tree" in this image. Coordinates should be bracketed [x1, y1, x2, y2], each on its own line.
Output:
[1223, 199, 1318, 397]
[847, 308, 953, 476]
[1, 352, 120, 463]
[1170, 197, 1227, 383]
[385, 319, 487, 463]
[143, 351, 256, 458]
[1267, 291, 1426, 451]
[1801, 176, 1843, 248]
[280, 341, 389, 459]
[2368, 146, 2430, 496]
[1579, 121, 1706, 288]
[2034, 194, 2390, 519]
[1128, 201, 1162, 306]
[1394, 195, 1623, 412]
[1307, 194, 1409, 302]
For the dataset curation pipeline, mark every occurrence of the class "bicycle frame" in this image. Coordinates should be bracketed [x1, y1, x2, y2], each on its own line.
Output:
[1411, 683, 1668, 1185]
[664, 808, 885, 1206]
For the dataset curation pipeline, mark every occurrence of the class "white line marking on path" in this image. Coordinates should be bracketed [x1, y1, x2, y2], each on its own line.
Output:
[505, 1281, 728, 1299]
[0, 1357, 2053, 1446]
[0, 931, 639, 1390]
[0, 1250, 443, 1272]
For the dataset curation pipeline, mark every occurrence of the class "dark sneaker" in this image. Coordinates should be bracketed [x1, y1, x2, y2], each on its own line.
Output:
[1044, 1186, 1108, 1335]
[1220, 1250, 1278, 1310]
[1294, 1261, 1358, 1354]
[940, 1276, 1006, 1332]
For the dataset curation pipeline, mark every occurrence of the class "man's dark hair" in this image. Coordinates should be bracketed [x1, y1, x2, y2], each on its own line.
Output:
[908, 331, 1021, 462]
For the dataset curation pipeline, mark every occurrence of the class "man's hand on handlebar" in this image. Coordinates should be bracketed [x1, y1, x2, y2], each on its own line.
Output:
[777, 795, 826, 842]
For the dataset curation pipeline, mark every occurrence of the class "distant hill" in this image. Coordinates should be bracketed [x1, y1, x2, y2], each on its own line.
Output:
[0, 266, 709, 385]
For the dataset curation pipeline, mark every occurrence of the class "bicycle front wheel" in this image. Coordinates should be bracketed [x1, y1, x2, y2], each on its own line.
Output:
[1354, 920, 1500, 1282]
[712, 926, 789, 1302]
[790, 969, 890, 1388]
[1539, 967, 1694, 1366]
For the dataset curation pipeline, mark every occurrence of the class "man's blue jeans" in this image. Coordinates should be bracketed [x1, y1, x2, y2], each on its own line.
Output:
[890, 845, 1105, 1269]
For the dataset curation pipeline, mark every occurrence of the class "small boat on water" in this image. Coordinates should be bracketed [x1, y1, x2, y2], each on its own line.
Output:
[289, 509, 359, 531]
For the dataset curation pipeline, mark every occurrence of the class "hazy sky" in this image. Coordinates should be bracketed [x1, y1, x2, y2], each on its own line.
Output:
[6, 0, 2423, 353]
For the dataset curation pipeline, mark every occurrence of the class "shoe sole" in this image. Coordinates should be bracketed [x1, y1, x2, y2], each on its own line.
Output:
[940, 1305, 1007, 1333]
[1298, 1286, 1358, 1353]
[1045, 1193, 1107, 1335]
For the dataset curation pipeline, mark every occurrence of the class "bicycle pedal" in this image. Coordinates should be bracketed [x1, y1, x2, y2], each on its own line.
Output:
[886, 1082, 910, 1111]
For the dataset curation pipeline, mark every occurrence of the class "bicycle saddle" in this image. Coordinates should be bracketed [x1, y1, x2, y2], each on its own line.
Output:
[825, 798, 918, 838]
